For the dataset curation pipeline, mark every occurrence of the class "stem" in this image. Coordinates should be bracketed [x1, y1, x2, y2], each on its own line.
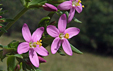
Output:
[0, 8, 28, 36]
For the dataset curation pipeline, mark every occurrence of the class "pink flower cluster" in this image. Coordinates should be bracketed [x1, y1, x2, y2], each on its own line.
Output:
[17, 0, 83, 67]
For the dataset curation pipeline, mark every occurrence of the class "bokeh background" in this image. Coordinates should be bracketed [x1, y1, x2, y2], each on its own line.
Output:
[0, 0, 113, 71]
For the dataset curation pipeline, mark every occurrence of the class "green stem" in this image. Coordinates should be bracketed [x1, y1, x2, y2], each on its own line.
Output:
[0, 8, 28, 36]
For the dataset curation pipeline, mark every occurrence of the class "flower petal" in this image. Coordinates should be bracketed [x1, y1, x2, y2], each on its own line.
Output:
[47, 25, 59, 37]
[29, 49, 39, 67]
[68, 7, 75, 23]
[58, 14, 67, 33]
[22, 23, 32, 42]
[34, 46, 49, 56]
[75, 3, 82, 13]
[38, 56, 46, 63]
[51, 37, 61, 54]
[57, 1, 72, 10]
[17, 42, 29, 54]
[43, 3, 58, 11]
[70, 0, 73, 1]
[62, 39, 72, 56]
[65, 27, 80, 38]
[32, 27, 44, 42]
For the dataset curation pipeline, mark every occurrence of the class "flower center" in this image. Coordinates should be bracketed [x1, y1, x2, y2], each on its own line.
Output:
[59, 33, 69, 39]
[72, 0, 84, 8]
[29, 40, 42, 48]
[29, 42, 37, 48]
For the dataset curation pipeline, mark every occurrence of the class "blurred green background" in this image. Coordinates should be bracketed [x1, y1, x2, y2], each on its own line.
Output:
[0, 0, 113, 71]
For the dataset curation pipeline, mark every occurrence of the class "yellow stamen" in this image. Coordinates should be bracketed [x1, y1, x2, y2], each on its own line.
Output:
[64, 33, 69, 39]
[78, 0, 81, 3]
[39, 40, 42, 42]
[36, 40, 42, 47]
[82, 5, 84, 8]
[77, 3, 80, 6]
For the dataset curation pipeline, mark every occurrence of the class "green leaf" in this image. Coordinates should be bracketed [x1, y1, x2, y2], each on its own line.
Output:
[0, 44, 3, 48]
[25, 0, 31, 2]
[19, 62, 22, 71]
[28, 0, 47, 8]
[47, 0, 64, 4]
[20, 0, 26, 7]
[8, 40, 19, 49]
[57, 50, 65, 56]
[14, 54, 23, 59]
[0, 28, 7, 33]
[38, 16, 50, 27]
[5, 19, 14, 22]
[70, 44, 83, 54]
[3, 48, 15, 55]
[0, 10, 7, 15]
[33, 68, 42, 71]
[73, 17, 82, 23]
[7, 55, 16, 71]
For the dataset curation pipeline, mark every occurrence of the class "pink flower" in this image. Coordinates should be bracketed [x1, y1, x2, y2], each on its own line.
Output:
[42, 3, 58, 11]
[47, 14, 80, 56]
[17, 23, 49, 67]
[58, 0, 84, 23]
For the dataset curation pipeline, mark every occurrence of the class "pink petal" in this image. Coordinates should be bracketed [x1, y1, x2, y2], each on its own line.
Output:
[68, 7, 75, 23]
[70, 0, 73, 1]
[65, 27, 80, 38]
[51, 37, 61, 54]
[75, 3, 82, 13]
[32, 27, 44, 42]
[58, 14, 67, 33]
[47, 25, 59, 37]
[17, 42, 29, 54]
[62, 39, 72, 56]
[43, 3, 58, 11]
[34, 46, 49, 56]
[29, 49, 39, 67]
[38, 56, 46, 63]
[57, 1, 72, 10]
[22, 23, 32, 42]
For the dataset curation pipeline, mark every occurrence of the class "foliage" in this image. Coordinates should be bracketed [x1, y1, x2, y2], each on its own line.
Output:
[0, 0, 83, 71]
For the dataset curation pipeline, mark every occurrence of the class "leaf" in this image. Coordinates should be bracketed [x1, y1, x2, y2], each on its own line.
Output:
[0, 44, 3, 48]
[47, 0, 64, 4]
[33, 68, 42, 71]
[38, 16, 50, 27]
[7, 55, 16, 71]
[73, 17, 82, 23]
[5, 19, 14, 22]
[19, 62, 22, 71]
[8, 40, 19, 49]
[0, 28, 7, 33]
[57, 50, 65, 56]
[20, 0, 26, 7]
[70, 44, 83, 54]
[28, 0, 47, 8]
[0, 10, 7, 15]
[14, 54, 23, 59]
[2, 47, 15, 56]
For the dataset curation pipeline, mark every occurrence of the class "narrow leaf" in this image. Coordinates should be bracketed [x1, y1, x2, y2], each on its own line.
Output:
[38, 16, 50, 26]
[73, 17, 82, 23]
[70, 44, 83, 54]
[14, 54, 23, 59]
[57, 50, 65, 56]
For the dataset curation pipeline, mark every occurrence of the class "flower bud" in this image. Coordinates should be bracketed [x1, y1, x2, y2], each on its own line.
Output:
[0, 16, 2, 18]
[42, 3, 58, 11]
[38, 56, 46, 63]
